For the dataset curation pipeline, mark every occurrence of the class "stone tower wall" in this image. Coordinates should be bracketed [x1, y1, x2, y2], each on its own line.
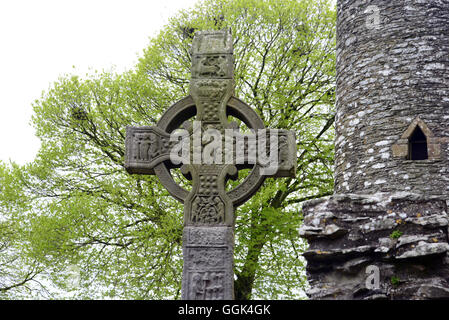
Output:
[335, 0, 449, 196]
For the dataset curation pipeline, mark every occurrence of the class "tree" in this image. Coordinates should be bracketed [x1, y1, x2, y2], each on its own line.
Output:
[0, 163, 49, 299]
[0, 0, 336, 299]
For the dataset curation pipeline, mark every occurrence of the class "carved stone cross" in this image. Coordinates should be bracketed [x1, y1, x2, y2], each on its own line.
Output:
[125, 30, 296, 300]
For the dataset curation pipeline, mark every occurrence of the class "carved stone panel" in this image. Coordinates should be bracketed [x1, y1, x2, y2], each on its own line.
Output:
[186, 247, 226, 269]
[275, 130, 297, 177]
[191, 30, 233, 55]
[187, 271, 225, 300]
[125, 126, 174, 174]
[190, 195, 225, 224]
[186, 226, 229, 245]
[182, 226, 234, 300]
[192, 54, 233, 79]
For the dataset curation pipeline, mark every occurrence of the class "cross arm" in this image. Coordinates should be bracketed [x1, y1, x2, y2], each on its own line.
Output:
[125, 126, 177, 175]
[271, 129, 297, 178]
[230, 129, 297, 178]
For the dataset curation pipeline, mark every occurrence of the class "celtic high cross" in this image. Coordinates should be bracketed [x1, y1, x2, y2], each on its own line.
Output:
[125, 30, 296, 300]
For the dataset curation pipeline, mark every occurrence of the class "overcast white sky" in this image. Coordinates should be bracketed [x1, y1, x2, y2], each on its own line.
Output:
[0, 0, 198, 164]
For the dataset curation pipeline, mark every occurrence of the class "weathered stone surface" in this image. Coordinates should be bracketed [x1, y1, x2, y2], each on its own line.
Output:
[336, 257, 372, 274]
[302, 193, 449, 299]
[300, 224, 347, 240]
[415, 281, 449, 299]
[301, 0, 449, 300]
[125, 126, 175, 175]
[334, 0, 449, 196]
[405, 214, 448, 228]
[182, 226, 234, 300]
[396, 242, 449, 260]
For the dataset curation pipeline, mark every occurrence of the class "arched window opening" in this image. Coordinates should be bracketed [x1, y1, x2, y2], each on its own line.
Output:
[408, 126, 428, 160]
[392, 117, 439, 160]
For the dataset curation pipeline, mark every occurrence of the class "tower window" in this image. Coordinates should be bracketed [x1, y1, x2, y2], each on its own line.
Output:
[408, 126, 428, 160]
[393, 117, 439, 160]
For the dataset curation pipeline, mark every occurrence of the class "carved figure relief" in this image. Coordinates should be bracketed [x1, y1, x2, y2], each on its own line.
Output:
[190, 271, 225, 300]
[194, 55, 229, 78]
[278, 135, 289, 167]
[199, 175, 218, 195]
[187, 248, 225, 269]
[134, 132, 159, 161]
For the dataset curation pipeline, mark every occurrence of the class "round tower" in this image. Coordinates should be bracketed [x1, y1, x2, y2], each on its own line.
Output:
[301, 1, 449, 300]
[335, 0, 449, 196]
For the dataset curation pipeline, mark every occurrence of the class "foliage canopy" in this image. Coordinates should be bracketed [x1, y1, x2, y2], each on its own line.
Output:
[0, 0, 335, 299]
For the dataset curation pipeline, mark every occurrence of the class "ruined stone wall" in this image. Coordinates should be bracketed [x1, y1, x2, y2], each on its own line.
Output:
[301, 193, 449, 299]
[335, 0, 449, 196]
